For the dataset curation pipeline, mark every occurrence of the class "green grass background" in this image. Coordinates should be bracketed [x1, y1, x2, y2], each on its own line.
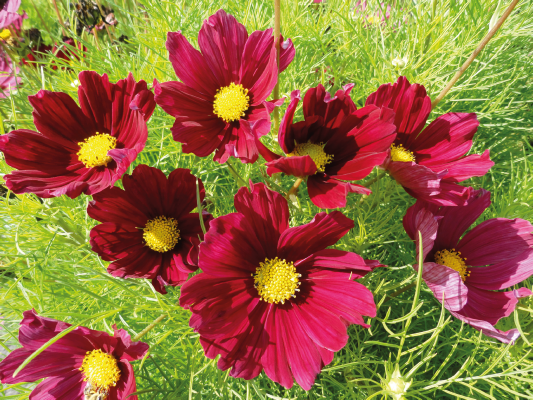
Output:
[1, 0, 533, 398]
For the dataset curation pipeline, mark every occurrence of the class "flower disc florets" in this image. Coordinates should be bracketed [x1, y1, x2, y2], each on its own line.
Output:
[79, 349, 121, 396]
[77, 133, 117, 168]
[390, 144, 416, 162]
[434, 248, 470, 281]
[143, 216, 180, 253]
[213, 83, 250, 123]
[288, 142, 334, 173]
[253, 257, 301, 304]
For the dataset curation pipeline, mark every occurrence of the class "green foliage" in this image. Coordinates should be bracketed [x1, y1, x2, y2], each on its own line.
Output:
[1, 0, 533, 398]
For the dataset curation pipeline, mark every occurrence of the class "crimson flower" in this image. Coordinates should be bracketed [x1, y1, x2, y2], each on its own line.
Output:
[154, 9, 295, 164]
[0, 71, 156, 198]
[180, 182, 381, 390]
[88, 164, 212, 294]
[0, 309, 148, 400]
[260, 84, 397, 208]
[366, 76, 494, 206]
[403, 188, 533, 343]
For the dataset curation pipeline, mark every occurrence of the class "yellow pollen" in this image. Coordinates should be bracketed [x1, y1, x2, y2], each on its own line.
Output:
[434, 248, 470, 282]
[0, 29, 11, 41]
[390, 144, 416, 162]
[79, 349, 121, 396]
[143, 216, 180, 253]
[253, 257, 301, 304]
[287, 142, 334, 173]
[77, 133, 117, 168]
[213, 83, 250, 123]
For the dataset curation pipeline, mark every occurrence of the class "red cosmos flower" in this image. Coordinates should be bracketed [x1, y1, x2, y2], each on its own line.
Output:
[0, 309, 148, 400]
[88, 164, 212, 294]
[366, 76, 494, 206]
[154, 9, 295, 164]
[180, 182, 381, 390]
[0, 71, 156, 198]
[259, 84, 397, 209]
[403, 188, 533, 343]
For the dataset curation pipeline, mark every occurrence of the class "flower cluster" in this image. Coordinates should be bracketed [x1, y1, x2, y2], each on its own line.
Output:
[0, 7, 532, 399]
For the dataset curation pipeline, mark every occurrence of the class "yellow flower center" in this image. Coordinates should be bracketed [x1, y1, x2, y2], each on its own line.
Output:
[253, 257, 301, 304]
[0, 29, 11, 41]
[143, 216, 180, 253]
[390, 144, 416, 162]
[213, 83, 250, 123]
[434, 248, 470, 282]
[77, 133, 117, 168]
[79, 349, 121, 397]
[287, 142, 334, 173]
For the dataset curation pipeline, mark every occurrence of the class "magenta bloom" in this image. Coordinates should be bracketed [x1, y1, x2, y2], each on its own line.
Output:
[0, 0, 27, 32]
[88, 164, 212, 294]
[403, 188, 533, 343]
[154, 9, 295, 164]
[260, 84, 397, 208]
[0, 310, 148, 399]
[0, 71, 156, 198]
[180, 182, 381, 390]
[366, 76, 494, 206]
[0, 50, 20, 98]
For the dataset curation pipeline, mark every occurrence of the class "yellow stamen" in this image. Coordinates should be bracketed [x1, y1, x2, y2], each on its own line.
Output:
[213, 83, 250, 123]
[253, 257, 301, 304]
[79, 349, 121, 397]
[0, 29, 11, 41]
[434, 248, 470, 282]
[77, 133, 117, 168]
[143, 216, 180, 253]
[390, 144, 416, 162]
[287, 142, 334, 173]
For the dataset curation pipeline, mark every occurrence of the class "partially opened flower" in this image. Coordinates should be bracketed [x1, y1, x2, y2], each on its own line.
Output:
[259, 84, 397, 208]
[403, 188, 533, 343]
[0, 71, 156, 198]
[0, 309, 148, 399]
[366, 76, 494, 206]
[0, 50, 20, 98]
[181, 182, 381, 390]
[154, 9, 295, 164]
[88, 164, 212, 294]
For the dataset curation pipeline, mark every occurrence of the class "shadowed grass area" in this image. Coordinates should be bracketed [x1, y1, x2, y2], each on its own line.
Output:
[1, 0, 533, 398]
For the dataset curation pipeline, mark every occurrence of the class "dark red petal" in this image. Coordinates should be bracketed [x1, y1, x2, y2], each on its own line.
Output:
[153, 80, 214, 119]
[278, 211, 354, 262]
[28, 90, 95, 145]
[387, 160, 441, 199]
[199, 9, 248, 86]
[266, 155, 317, 177]
[365, 76, 431, 144]
[411, 112, 478, 161]
[407, 179, 469, 207]
[307, 176, 353, 209]
[303, 84, 356, 132]
[110, 361, 138, 400]
[432, 188, 490, 252]
[402, 200, 439, 260]
[152, 256, 190, 292]
[297, 248, 377, 280]
[234, 182, 290, 257]
[468, 249, 533, 290]
[112, 327, 149, 361]
[239, 29, 278, 104]
[165, 168, 204, 218]
[458, 218, 533, 266]
[90, 223, 143, 262]
[199, 213, 266, 278]
[330, 152, 387, 181]
[88, 186, 148, 226]
[457, 285, 531, 325]
[420, 262, 468, 311]
[219, 120, 261, 164]
[279, 36, 295, 73]
[77, 71, 113, 134]
[166, 31, 220, 95]
[448, 310, 521, 344]
[107, 246, 163, 280]
[429, 150, 494, 183]
[29, 371, 84, 400]
[278, 90, 301, 154]
[121, 164, 168, 218]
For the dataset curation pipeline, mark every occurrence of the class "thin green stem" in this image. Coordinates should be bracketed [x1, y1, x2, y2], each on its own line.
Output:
[133, 314, 167, 342]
